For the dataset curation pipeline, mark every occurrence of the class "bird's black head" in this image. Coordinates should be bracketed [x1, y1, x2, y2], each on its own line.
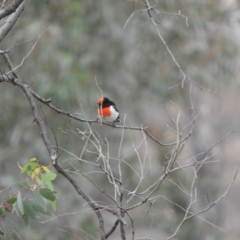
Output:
[97, 97, 113, 107]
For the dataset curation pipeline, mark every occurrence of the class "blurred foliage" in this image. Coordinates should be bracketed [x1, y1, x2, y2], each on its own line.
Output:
[0, 0, 239, 239]
[0, 158, 56, 239]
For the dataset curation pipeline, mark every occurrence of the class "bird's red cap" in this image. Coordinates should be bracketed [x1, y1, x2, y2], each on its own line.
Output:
[97, 97, 104, 104]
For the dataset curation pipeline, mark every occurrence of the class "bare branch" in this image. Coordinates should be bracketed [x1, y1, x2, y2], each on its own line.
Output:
[0, 52, 57, 161]
[105, 219, 119, 239]
[119, 194, 126, 240]
[0, 0, 29, 43]
[54, 163, 106, 240]
[187, 164, 239, 219]
[6, 32, 43, 74]
[0, 53, 109, 239]
[168, 164, 239, 239]
[159, 195, 225, 232]
[29, 85, 181, 147]
[0, 0, 23, 20]
[168, 172, 197, 239]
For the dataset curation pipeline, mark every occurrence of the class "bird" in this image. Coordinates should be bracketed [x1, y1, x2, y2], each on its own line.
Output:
[97, 97, 120, 123]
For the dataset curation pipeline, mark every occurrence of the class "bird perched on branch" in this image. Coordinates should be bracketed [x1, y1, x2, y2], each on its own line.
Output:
[97, 97, 120, 123]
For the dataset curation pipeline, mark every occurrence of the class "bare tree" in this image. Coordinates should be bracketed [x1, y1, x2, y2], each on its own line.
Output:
[0, 1, 239, 240]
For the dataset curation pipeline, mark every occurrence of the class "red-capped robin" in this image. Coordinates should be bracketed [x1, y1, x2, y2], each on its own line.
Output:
[97, 97, 120, 123]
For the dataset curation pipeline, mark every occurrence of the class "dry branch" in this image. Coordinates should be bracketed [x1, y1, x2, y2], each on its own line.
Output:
[0, 0, 29, 43]
[0, 0, 23, 20]
[0, 53, 109, 240]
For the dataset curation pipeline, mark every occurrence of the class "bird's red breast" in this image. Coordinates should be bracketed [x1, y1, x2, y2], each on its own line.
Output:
[98, 107, 111, 118]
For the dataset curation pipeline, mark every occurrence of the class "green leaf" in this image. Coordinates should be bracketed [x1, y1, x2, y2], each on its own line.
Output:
[41, 177, 53, 191]
[43, 173, 56, 181]
[0, 208, 3, 215]
[30, 192, 46, 211]
[50, 200, 57, 211]
[23, 200, 35, 220]
[39, 188, 56, 201]
[17, 191, 24, 215]
[21, 162, 38, 173]
[45, 180, 53, 191]
[22, 212, 29, 225]
[7, 197, 17, 205]
[31, 202, 51, 216]
[41, 173, 56, 191]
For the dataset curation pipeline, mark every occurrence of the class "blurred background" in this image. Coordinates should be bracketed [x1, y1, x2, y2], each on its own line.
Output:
[0, 0, 240, 239]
